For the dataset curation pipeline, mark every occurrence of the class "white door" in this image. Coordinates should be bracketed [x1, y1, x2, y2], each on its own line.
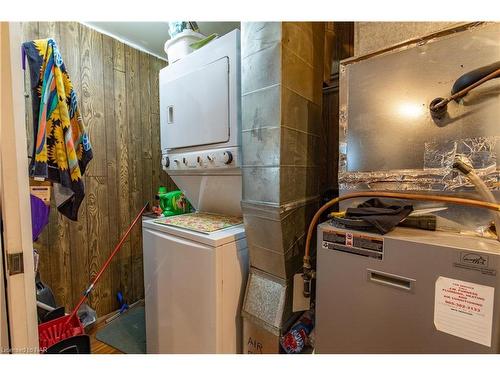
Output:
[160, 56, 230, 151]
[0, 22, 39, 353]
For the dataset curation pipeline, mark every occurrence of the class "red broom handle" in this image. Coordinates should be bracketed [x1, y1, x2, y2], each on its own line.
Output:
[64, 202, 149, 326]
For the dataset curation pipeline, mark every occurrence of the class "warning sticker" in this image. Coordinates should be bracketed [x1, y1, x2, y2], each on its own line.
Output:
[322, 230, 383, 260]
[434, 276, 494, 347]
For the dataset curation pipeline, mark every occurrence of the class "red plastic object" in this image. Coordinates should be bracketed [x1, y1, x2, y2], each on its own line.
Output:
[37, 203, 149, 353]
[38, 308, 85, 352]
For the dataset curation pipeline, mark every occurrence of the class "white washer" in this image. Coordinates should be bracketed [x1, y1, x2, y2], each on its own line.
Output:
[142, 218, 248, 353]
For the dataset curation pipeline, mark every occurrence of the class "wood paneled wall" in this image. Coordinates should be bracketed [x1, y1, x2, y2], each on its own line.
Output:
[21, 22, 176, 316]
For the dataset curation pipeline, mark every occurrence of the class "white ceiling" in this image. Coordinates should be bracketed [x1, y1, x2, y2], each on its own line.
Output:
[84, 22, 240, 60]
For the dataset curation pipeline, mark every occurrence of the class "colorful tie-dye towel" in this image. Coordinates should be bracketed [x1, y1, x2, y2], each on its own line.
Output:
[23, 38, 92, 221]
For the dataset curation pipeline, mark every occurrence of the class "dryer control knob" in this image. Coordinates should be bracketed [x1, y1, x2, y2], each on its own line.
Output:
[162, 156, 170, 168]
[223, 151, 233, 164]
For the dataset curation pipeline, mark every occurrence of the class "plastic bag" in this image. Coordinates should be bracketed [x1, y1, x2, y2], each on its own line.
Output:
[77, 303, 97, 331]
[280, 309, 315, 353]
[168, 21, 199, 38]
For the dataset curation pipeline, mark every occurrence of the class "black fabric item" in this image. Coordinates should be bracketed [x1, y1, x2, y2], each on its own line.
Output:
[344, 198, 413, 234]
[45, 335, 90, 354]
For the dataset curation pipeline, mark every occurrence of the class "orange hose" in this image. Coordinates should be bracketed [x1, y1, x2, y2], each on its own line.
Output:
[303, 191, 500, 270]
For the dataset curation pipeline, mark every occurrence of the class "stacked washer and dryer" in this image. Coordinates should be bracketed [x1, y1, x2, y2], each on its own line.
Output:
[142, 30, 248, 354]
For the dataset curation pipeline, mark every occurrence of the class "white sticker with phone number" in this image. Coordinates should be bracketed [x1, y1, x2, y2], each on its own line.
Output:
[434, 276, 494, 347]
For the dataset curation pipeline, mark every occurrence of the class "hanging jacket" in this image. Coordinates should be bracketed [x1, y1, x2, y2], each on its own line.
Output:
[23, 38, 92, 221]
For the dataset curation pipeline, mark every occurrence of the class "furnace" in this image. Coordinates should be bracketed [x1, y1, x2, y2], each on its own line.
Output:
[315, 22, 500, 354]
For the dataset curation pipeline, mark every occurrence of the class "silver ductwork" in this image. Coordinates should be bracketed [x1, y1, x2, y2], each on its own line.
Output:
[239, 22, 325, 353]
[241, 201, 319, 279]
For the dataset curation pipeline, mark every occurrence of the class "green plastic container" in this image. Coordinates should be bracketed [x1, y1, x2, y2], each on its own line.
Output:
[156, 187, 192, 217]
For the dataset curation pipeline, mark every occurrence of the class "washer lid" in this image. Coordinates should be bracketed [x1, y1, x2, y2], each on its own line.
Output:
[142, 217, 246, 247]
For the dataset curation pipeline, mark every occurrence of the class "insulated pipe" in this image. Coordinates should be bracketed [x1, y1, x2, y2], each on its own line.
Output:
[430, 62, 500, 119]
[453, 158, 500, 242]
[430, 68, 500, 110]
[302, 191, 500, 297]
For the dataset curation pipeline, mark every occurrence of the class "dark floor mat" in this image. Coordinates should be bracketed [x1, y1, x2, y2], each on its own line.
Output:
[95, 305, 146, 354]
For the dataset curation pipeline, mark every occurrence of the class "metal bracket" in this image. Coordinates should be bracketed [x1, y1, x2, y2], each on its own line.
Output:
[7, 253, 24, 275]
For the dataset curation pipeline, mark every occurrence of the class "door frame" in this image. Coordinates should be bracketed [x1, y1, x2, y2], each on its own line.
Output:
[0, 20, 10, 354]
[0, 21, 39, 353]
[0, 217, 9, 352]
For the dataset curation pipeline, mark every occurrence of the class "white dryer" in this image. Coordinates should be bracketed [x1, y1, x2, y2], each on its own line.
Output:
[159, 29, 242, 217]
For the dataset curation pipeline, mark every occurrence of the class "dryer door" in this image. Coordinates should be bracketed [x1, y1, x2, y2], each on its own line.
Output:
[160, 56, 230, 151]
